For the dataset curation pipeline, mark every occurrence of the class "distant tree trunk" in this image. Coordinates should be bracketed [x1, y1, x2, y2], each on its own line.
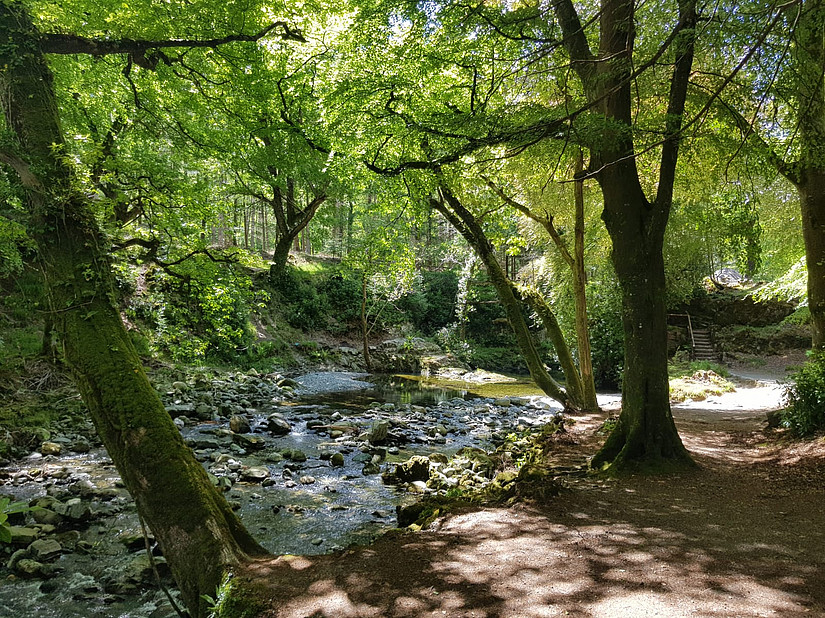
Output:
[268, 192, 326, 279]
[361, 272, 372, 370]
[573, 153, 599, 411]
[0, 6, 267, 615]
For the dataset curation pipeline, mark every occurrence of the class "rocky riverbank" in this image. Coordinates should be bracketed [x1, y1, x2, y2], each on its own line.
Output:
[0, 368, 566, 618]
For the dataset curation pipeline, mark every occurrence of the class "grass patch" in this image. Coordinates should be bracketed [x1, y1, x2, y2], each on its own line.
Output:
[669, 369, 735, 402]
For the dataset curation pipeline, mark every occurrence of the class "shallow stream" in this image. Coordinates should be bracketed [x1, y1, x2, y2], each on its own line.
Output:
[0, 372, 561, 618]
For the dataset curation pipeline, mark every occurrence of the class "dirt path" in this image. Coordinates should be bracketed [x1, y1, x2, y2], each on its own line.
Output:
[239, 373, 825, 617]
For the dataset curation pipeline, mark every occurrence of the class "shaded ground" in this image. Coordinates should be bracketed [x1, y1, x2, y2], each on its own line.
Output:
[238, 360, 825, 617]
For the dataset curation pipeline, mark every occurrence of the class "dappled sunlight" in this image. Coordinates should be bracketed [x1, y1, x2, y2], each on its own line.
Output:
[245, 493, 823, 617]
[238, 377, 825, 617]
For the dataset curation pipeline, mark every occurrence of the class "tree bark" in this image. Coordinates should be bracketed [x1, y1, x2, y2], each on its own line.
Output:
[573, 152, 599, 411]
[519, 285, 586, 407]
[0, 5, 267, 615]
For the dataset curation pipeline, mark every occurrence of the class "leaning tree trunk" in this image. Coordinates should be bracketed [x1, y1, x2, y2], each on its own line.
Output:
[430, 188, 575, 410]
[518, 286, 586, 408]
[0, 6, 267, 616]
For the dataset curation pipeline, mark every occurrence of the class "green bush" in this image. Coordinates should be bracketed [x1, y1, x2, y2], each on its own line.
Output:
[782, 352, 825, 436]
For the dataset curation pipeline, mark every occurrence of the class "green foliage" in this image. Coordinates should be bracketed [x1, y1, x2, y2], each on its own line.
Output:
[124, 256, 259, 363]
[668, 359, 730, 379]
[752, 257, 807, 304]
[397, 270, 458, 334]
[782, 352, 825, 436]
[0, 497, 35, 544]
[586, 277, 624, 389]
[0, 216, 32, 279]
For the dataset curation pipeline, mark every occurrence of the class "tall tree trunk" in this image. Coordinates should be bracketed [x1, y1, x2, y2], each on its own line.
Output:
[0, 6, 267, 615]
[801, 176, 825, 349]
[553, 0, 696, 468]
[797, 0, 825, 349]
[593, 180, 690, 467]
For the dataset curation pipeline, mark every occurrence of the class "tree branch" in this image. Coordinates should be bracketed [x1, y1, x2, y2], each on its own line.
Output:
[41, 22, 305, 59]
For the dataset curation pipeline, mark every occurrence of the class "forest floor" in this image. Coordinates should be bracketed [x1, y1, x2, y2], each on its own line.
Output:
[237, 354, 825, 617]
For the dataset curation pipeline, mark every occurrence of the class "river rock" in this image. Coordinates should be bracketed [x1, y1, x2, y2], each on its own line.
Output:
[367, 420, 390, 445]
[287, 449, 307, 462]
[171, 381, 189, 392]
[232, 433, 266, 450]
[40, 442, 62, 456]
[330, 452, 345, 467]
[15, 558, 47, 577]
[194, 403, 214, 420]
[361, 462, 381, 475]
[70, 439, 91, 453]
[299, 475, 316, 485]
[267, 415, 292, 436]
[9, 526, 38, 546]
[395, 456, 431, 483]
[240, 467, 270, 483]
[28, 538, 62, 561]
[32, 508, 62, 526]
[104, 552, 168, 594]
[229, 415, 251, 434]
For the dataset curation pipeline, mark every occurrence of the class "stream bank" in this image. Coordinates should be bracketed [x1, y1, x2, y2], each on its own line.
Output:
[0, 369, 570, 618]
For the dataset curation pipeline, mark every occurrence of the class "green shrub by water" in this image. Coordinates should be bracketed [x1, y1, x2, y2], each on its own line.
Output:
[782, 352, 825, 436]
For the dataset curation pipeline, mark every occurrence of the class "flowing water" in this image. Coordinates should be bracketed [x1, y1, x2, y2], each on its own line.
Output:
[0, 372, 560, 618]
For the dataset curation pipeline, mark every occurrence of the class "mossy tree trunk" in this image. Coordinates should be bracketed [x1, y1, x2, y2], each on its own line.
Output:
[0, 5, 267, 615]
[429, 185, 576, 410]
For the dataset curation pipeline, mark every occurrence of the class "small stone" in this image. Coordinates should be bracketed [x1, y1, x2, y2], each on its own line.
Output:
[367, 420, 390, 445]
[32, 508, 62, 526]
[40, 442, 62, 456]
[361, 462, 381, 476]
[299, 475, 316, 485]
[9, 526, 38, 546]
[267, 415, 291, 436]
[310, 537, 324, 546]
[330, 453, 345, 467]
[229, 415, 251, 434]
[15, 558, 46, 577]
[71, 440, 91, 454]
[172, 381, 189, 392]
[232, 434, 266, 451]
[28, 538, 62, 561]
[194, 403, 214, 420]
[240, 467, 270, 483]
[289, 450, 307, 462]
[395, 456, 431, 483]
